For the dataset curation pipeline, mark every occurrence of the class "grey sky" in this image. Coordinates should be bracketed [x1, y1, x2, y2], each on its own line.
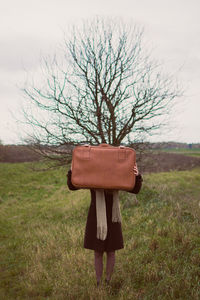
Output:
[0, 0, 200, 144]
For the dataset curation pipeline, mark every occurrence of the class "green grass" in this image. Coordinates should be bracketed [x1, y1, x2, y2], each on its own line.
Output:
[0, 162, 200, 299]
[160, 148, 200, 157]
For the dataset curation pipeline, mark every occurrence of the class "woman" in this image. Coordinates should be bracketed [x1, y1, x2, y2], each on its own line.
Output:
[67, 163, 143, 286]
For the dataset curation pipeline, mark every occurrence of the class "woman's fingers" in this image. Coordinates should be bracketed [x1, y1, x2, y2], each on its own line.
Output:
[134, 164, 139, 175]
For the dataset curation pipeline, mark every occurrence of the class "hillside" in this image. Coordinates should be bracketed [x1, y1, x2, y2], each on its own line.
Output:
[1, 144, 200, 174]
[0, 145, 41, 163]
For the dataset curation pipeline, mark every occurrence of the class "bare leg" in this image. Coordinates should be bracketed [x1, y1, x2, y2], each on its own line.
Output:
[94, 251, 104, 286]
[106, 251, 115, 282]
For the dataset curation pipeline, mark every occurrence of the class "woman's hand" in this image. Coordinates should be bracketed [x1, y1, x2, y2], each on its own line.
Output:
[133, 163, 139, 176]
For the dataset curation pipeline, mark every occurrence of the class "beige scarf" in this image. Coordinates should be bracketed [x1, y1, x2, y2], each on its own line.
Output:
[95, 189, 121, 241]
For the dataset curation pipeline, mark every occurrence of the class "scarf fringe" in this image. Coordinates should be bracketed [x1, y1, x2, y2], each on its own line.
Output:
[95, 189, 121, 241]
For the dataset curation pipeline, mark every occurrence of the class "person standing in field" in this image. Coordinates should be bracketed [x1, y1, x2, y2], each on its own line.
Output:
[67, 159, 143, 287]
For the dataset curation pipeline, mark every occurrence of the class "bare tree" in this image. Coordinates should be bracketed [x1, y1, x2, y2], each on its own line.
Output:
[22, 17, 181, 162]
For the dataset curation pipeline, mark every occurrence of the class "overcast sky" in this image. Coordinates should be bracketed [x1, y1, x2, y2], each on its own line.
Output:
[1, 0, 200, 144]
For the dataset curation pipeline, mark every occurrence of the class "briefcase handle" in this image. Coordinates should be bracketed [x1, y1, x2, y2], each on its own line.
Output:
[82, 143, 126, 160]
[99, 143, 110, 147]
[84, 143, 124, 148]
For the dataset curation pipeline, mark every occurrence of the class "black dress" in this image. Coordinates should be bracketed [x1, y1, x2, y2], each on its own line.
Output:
[67, 170, 143, 252]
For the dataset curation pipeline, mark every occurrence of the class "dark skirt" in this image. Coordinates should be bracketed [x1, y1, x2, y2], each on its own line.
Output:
[84, 189, 124, 252]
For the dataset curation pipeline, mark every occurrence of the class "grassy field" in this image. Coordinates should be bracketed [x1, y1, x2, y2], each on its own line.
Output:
[160, 148, 200, 157]
[0, 162, 200, 299]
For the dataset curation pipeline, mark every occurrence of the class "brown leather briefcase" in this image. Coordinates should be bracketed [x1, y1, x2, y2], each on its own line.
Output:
[71, 143, 136, 191]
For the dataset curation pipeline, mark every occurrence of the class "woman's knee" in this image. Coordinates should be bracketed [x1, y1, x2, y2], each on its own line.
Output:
[94, 251, 104, 258]
[106, 251, 115, 258]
